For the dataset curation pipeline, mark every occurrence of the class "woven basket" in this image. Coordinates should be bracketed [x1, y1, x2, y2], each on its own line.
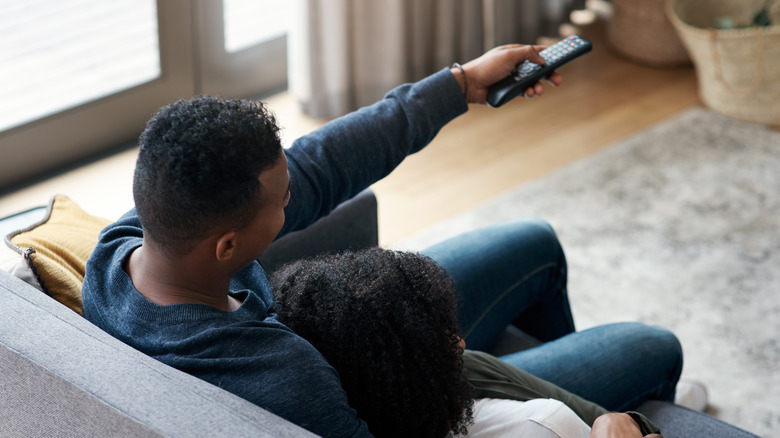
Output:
[667, 0, 780, 125]
[607, 0, 691, 67]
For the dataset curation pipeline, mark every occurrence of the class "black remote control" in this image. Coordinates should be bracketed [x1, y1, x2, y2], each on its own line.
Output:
[486, 35, 592, 108]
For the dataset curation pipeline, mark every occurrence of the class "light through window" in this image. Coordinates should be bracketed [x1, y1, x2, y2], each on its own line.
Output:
[0, 0, 160, 131]
[223, 0, 290, 53]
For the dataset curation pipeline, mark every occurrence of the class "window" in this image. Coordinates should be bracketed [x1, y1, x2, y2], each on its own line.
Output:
[0, 0, 160, 132]
[195, 0, 290, 98]
[0, 0, 289, 189]
[224, 0, 290, 53]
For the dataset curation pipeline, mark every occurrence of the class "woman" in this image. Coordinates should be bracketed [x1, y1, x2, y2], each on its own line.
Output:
[270, 248, 662, 437]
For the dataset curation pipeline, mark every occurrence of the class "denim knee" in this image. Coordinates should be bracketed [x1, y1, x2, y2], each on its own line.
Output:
[509, 218, 567, 269]
[616, 322, 683, 400]
[520, 218, 563, 251]
[625, 322, 681, 358]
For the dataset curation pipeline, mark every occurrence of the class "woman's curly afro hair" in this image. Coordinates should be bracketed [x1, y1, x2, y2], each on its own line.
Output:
[270, 248, 474, 437]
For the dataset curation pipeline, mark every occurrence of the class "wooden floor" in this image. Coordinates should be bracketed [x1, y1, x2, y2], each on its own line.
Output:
[372, 21, 702, 245]
[0, 20, 705, 246]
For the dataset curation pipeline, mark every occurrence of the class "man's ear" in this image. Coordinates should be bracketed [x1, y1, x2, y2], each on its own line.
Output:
[215, 230, 237, 262]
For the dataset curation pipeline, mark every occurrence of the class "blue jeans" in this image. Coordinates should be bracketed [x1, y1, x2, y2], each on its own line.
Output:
[423, 218, 682, 412]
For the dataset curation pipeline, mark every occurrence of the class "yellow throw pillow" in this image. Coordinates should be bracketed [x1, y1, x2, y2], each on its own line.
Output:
[8, 195, 111, 315]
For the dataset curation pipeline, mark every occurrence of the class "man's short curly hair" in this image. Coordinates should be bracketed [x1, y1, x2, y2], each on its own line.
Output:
[134, 96, 282, 255]
[270, 248, 474, 437]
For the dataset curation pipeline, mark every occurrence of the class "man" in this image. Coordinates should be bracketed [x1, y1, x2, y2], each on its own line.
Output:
[83, 44, 682, 437]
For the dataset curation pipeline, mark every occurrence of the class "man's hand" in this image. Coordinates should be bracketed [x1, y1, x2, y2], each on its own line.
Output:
[450, 44, 564, 105]
[590, 413, 663, 438]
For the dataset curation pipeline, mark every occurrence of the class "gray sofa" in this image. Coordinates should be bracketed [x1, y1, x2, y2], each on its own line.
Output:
[0, 190, 759, 437]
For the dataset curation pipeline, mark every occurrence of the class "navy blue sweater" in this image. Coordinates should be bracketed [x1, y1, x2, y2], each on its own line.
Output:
[83, 68, 467, 437]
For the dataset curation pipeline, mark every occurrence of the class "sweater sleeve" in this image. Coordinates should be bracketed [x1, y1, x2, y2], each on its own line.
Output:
[462, 350, 661, 435]
[279, 68, 468, 235]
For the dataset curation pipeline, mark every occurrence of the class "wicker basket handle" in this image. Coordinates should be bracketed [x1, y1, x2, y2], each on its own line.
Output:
[708, 27, 765, 96]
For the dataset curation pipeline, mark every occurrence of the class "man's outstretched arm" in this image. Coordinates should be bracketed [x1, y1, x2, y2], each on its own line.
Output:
[280, 44, 563, 236]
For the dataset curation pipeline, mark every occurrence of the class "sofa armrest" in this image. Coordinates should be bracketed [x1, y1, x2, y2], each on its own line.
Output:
[636, 401, 759, 438]
[0, 270, 316, 438]
[259, 188, 378, 273]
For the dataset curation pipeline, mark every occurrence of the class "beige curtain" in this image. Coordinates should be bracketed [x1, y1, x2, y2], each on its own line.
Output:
[289, 0, 584, 119]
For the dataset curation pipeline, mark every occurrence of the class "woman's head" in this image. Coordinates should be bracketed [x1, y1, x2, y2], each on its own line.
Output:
[270, 248, 473, 437]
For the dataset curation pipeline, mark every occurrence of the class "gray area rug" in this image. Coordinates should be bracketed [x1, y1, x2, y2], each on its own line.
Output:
[397, 108, 779, 437]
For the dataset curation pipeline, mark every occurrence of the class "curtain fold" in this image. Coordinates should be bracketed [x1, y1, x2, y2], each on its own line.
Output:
[289, 0, 584, 119]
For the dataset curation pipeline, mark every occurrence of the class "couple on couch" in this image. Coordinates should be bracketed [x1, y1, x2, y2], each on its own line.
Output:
[83, 44, 687, 437]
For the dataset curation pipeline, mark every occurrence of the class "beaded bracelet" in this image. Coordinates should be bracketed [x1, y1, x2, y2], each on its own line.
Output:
[452, 62, 468, 99]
